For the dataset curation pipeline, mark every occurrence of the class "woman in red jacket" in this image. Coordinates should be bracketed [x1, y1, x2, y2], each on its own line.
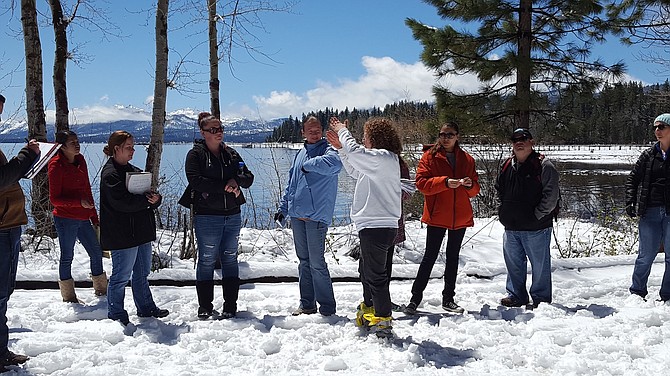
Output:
[403, 122, 479, 315]
[49, 130, 106, 303]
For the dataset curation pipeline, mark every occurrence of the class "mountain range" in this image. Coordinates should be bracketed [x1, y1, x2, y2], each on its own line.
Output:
[0, 109, 285, 143]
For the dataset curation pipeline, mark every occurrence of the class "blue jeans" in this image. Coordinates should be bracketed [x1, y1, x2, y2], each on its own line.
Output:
[0, 227, 21, 353]
[54, 216, 104, 281]
[631, 206, 670, 299]
[502, 227, 553, 304]
[107, 242, 158, 322]
[194, 214, 241, 281]
[291, 218, 336, 315]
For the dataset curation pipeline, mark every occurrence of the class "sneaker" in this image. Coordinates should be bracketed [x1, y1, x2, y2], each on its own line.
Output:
[355, 302, 375, 327]
[500, 297, 527, 307]
[442, 301, 465, 314]
[138, 308, 169, 318]
[197, 307, 218, 320]
[402, 302, 417, 315]
[0, 350, 29, 366]
[291, 307, 317, 316]
[220, 311, 236, 319]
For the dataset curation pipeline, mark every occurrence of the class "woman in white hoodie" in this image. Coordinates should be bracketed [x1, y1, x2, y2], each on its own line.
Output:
[326, 117, 401, 338]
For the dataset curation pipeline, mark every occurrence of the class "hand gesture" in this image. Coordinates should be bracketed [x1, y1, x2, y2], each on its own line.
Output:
[446, 178, 462, 189]
[329, 117, 348, 133]
[460, 177, 473, 188]
[273, 211, 285, 227]
[146, 192, 161, 205]
[81, 198, 94, 209]
[27, 139, 40, 154]
[225, 178, 241, 197]
[326, 130, 342, 149]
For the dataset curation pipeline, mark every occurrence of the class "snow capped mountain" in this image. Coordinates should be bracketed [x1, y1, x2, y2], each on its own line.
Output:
[0, 107, 285, 143]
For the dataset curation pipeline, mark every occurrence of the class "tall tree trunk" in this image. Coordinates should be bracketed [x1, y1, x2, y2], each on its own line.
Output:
[208, 0, 220, 118]
[516, 0, 532, 130]
[22, 0, 54, 237]
[146, 0, 169, 193]
[50, 0, 70, 133]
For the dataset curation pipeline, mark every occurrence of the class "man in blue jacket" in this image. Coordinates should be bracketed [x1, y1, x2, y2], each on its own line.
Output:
[275, 116, 342, 316]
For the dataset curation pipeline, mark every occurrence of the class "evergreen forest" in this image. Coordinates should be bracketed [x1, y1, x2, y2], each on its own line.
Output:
[267, 80, 670, 145]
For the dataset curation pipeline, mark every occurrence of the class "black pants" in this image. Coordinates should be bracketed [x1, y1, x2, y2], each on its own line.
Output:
[410, 225, 466, 305]
[359, 227, 397, 317]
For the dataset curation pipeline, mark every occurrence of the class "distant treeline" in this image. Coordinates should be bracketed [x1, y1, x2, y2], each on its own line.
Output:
[266, 80, 670, 145]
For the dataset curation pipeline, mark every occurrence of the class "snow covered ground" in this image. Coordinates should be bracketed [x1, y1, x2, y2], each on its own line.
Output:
[5, 215, 670, 375]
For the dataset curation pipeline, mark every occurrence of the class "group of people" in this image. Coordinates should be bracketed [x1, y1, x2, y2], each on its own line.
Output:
[276, 116, 552, 338]
[2, 88, 670, 363]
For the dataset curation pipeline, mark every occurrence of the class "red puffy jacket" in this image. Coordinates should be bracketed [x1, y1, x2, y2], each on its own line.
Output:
[416, 144, 480, 230]
[48, 153, 99, 224]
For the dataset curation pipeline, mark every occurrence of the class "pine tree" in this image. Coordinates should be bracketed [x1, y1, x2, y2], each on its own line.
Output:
[406, 0, 626, 134]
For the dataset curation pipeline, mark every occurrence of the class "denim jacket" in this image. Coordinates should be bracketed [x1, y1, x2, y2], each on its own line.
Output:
[279, 138, 342, 225]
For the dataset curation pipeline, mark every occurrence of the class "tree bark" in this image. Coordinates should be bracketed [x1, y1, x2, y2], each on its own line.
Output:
[146, 0, 169, 192]
[22, 0, 54, 237]
[516, 0, 532, 130]
[49, 0, 70, 133]
[208, 0, 220, 118]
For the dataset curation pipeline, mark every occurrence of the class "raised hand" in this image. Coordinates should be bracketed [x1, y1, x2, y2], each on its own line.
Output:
[326, 130, 342, 149]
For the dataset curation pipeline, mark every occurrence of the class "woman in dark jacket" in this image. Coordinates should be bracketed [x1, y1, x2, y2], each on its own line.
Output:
[49, 130, 106, 303]
[180, 112, 254, 319]
[626, 113, 670, 302]
[100, 130, 168, 326]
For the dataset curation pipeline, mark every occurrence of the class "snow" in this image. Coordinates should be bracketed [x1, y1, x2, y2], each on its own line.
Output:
[5, 215, 670, 375]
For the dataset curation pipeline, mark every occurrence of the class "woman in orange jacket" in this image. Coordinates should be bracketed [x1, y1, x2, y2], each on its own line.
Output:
[403, 122, 479, 315]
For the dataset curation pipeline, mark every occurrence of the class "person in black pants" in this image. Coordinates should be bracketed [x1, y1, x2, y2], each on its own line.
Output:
[404, 122, 480, 315]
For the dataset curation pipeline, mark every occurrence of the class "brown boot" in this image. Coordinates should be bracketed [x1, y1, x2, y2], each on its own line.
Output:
[91, 272, 108, 296]
[58, 279, 80, 303]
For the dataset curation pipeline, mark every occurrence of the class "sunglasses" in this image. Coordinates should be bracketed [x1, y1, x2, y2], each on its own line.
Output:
[654, 123, 668, 131]
[511, 136, 529, 143]
[202, 126, 224, 134]
[439, 132, 457, 139]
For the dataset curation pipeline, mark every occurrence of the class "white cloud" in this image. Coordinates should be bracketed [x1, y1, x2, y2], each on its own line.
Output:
[46, 105, 153, 124]
[248, 56, 481, 119]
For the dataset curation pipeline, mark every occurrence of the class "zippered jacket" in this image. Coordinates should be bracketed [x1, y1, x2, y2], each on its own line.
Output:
[48, 153, 99, 224]
[179, 139, 254, 216]
[338, 128, 400, 230]
[0, 146, 38, 230]
[279, 138, 342, 225]
[495, 151, 559, 231]
[416, 144, 479, 230]
[99, 158, 160, 250]
[626, 143, 664, 216]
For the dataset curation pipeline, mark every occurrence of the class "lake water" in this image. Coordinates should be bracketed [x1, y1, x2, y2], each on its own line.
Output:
[3, 143, 632, 228]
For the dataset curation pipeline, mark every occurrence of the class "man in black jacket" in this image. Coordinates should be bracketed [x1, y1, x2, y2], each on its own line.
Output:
[0, 94, 40, 370]
[495, 128, 560, 308]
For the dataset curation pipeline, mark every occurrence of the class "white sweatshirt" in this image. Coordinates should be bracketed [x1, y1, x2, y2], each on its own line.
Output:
[337, 128, 401, 230]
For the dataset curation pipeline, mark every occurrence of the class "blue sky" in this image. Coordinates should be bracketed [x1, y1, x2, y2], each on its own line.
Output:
[0, 0, 666, 123]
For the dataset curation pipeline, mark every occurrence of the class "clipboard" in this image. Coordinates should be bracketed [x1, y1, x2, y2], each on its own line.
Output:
[125, 171, 152, 194]
[24, 142, 62, 179]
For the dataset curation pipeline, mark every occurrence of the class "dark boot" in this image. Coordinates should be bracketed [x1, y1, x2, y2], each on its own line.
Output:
[196, 280, 215, 319]
[221, 277, 239, 318]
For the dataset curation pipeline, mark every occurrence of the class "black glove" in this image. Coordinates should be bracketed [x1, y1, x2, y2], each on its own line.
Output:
[625, 204, 637, 218]
[274, 211, 285, 224]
